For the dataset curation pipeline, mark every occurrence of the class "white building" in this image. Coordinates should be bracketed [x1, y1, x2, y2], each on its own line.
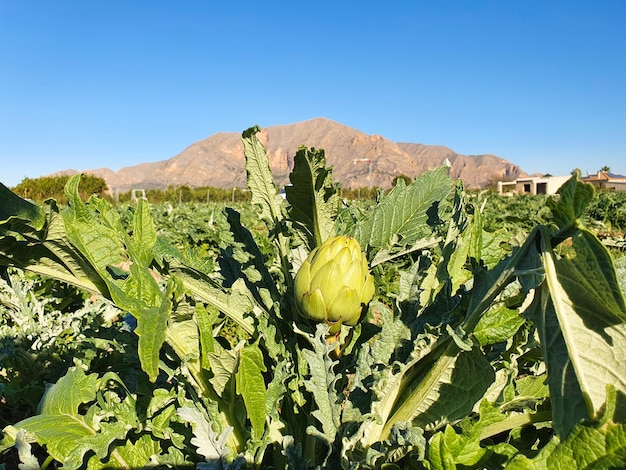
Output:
[497, 175, 571, 195]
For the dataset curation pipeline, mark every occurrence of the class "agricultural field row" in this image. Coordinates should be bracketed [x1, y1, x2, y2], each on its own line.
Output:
[1, 129, 625, 469]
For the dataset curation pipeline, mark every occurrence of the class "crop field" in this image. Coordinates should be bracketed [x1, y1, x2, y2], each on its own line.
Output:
[1, 127, 626, 469]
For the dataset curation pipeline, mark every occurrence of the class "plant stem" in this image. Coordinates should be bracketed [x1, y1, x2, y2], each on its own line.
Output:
[40, 455, 55, 470]
[479, 410, 553, 441]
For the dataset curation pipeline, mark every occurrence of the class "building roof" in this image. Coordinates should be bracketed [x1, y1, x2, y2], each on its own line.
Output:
[581, 171, 626, 182]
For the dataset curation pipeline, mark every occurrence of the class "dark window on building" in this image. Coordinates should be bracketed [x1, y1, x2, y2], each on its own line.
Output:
[536, 183, 547, 194]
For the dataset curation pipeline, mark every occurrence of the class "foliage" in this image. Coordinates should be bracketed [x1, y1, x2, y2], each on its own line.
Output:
[586, 189, 626, 232]
[478, 193, 552, 234]
[12, 174, 108, 204]
[0, 269, 125, 424]
[115, 185, 379, 205]
[0, 125, 625, 469]
[117, 186, 254, 204]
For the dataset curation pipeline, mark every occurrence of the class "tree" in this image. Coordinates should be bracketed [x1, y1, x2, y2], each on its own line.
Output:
[11, 174, 108, 203]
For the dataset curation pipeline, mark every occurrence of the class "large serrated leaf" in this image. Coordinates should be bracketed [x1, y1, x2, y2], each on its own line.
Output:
[177, 407, 233, 462]
[236, 343, 268, 442]
[208, 345, 240, 398]
[11, 368, 132, 470]
[62, 175, 127, 277]
[299, 325, 342, 445]
[130, 197, 158, 267]
[111, 434, 162, 469]
[285, 146, 339, 249]
[61, 174, 172, 381]
[352, 167, 451, 250]
[242, 126, 284, 226]
[133, 284, 173, 383]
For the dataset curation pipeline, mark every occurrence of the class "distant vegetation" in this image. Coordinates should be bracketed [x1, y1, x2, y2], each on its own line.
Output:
[11, 176, 382, 204]
[10, 175, 626, 237]
[11, 174, 108, 203]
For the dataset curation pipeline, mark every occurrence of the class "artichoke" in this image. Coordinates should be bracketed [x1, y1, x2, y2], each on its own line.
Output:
[294, 235, 375, 333]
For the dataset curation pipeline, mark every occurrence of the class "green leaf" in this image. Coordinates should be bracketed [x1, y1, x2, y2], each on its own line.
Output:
[427, 428, 458, 470]
[242, 125, 284, 227]
[11, 368, 131, 470]
[474, 303, 526, 347]
[196, 303, 218, 370]
[176, 269, 256, 336]
[546, 173, 595, 234]
[62, 176, 127, 276]
[506, 420, 626, 469]
[0, 182, 45, 229]
[299, 324, 342, 445]
[208, 346, 240, 398]
[437, 181, 471, 294]
[60, 175, 178, 381]
[111, 434, 162, 469]
[42, 202, 109, 294]
[236, 343, 268, 442]
[286, 146, 339, 249]
[538, 227, 626, 435]
[554, 229, 626, 325]
[133, 281, 173, 383]
[383, 346, 495, 438]
[0, 185, 106, 295]
[38, 366, 98, 416]
[352, 167, 451, 250]
[177, 406, 234, 462]
[352, 305, 423, 449]
[129, 197, 158, 267]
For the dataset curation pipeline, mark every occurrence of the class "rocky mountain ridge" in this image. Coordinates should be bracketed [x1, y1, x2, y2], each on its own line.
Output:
[57, 118, 527, 191]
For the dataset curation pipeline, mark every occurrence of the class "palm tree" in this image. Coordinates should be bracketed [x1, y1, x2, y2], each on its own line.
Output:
[600, 165, 611, 172]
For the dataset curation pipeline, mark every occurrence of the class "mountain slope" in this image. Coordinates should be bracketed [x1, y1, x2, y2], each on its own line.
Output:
[58, 117, 527, 191]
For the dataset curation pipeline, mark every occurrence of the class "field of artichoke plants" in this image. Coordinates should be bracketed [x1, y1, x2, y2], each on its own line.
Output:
[1, 125, 626, 469]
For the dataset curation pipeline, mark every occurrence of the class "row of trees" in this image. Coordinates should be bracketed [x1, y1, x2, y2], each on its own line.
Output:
[10, 175, 396, 204]
[11, 175, 109, 204]
[117, 185, 384, 204]
[12, 169, 621, 206]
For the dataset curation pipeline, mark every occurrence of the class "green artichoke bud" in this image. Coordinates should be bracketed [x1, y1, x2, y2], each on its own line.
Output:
[294, 235, 375, 333]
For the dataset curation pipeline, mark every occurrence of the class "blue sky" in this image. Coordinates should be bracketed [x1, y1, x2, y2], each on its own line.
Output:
[1, 1, 625, 187]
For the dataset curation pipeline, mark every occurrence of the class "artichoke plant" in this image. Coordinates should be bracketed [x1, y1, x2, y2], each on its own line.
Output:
[294, 235, 375, 334]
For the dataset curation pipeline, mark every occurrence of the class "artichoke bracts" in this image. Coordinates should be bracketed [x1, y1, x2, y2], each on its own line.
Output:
[294, 235, 375, 334]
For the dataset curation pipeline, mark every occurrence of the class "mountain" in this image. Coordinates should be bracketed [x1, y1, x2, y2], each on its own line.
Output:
[57, 118, 527, 191]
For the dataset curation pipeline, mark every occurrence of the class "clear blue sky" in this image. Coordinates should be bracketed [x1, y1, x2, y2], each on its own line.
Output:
[1, 1, 625, 187]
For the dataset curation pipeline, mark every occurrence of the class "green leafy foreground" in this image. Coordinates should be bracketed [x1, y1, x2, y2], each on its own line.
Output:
[1, 125, 626, 469]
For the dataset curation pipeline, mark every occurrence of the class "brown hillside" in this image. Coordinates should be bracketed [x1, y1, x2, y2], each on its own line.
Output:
[57, 117, 527, 191]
